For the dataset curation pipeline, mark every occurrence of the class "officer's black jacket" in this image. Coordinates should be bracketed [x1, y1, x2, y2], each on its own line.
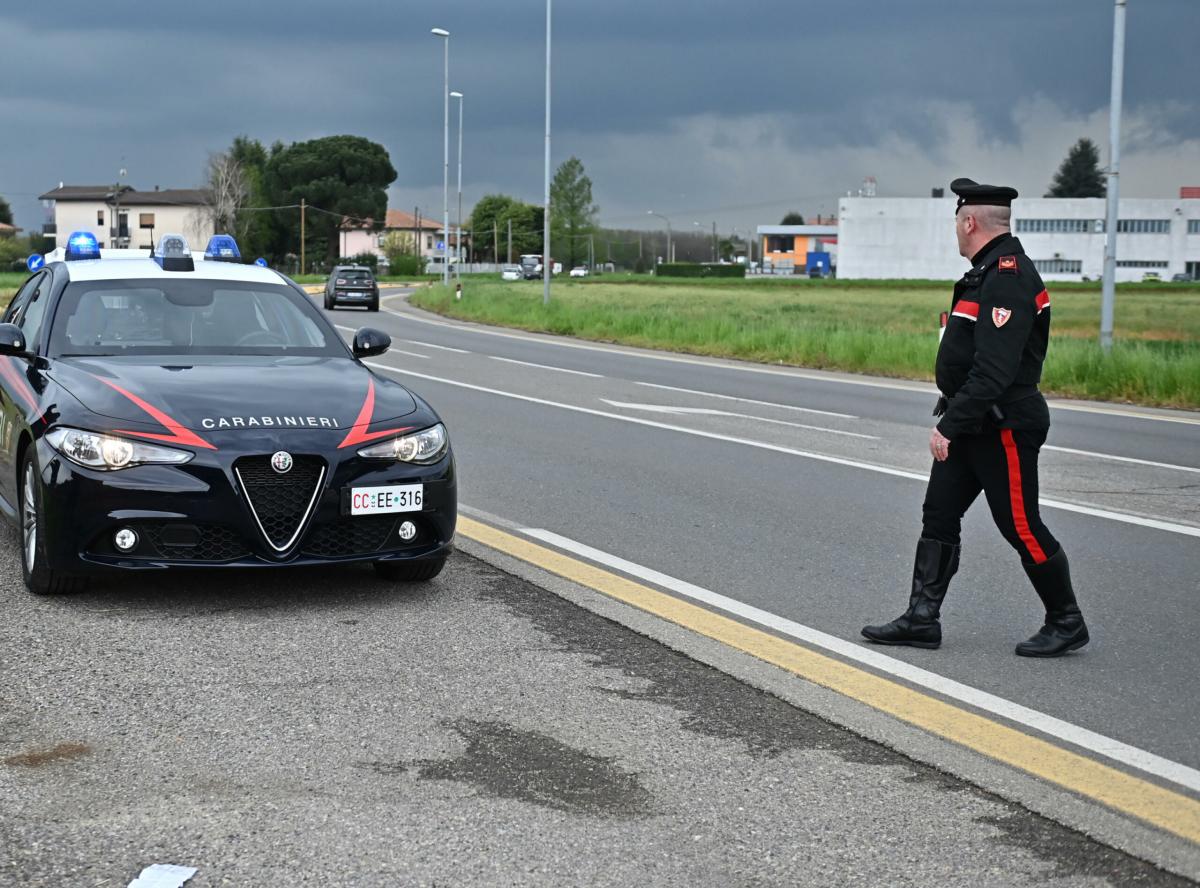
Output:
[935, 234, 1051, 439]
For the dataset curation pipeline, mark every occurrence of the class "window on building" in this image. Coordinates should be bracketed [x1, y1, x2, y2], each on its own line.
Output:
[767, 236, 795, 253]
[1033, 259, 1082, 274]
[1188, 220, 1200, 234]
[139, 213, 155, 229]
[1115, 260, 1169, 268]
[1015, 219, 1096, 234]
[1186, 262, 1200, 280]
[426, 235, 433, 249]
[97, 210, 105, 226]
[1116, 219, 1170, 234]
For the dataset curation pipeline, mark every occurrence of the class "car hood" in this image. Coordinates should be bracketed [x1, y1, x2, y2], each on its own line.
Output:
[49, 355, 417, 433]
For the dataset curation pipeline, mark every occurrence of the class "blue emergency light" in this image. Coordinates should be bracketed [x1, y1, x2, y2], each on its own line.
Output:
[204, 234, 242, 262]
[64, 231, 101, 261]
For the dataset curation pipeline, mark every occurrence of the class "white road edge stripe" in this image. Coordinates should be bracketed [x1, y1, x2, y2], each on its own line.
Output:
[382, 306, 1200, 426]
[635, 380, 858, 419]
[601, 400, 878, 440]
[491, 355, 603, 378]
[365, 362, 1200, 539]
[523, 526, 1200, 794]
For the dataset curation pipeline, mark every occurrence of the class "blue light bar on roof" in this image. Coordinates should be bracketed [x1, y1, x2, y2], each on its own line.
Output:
[64, 231, 101, 261]
[204, 234, 241, 262]
[153, 233, 194, 271]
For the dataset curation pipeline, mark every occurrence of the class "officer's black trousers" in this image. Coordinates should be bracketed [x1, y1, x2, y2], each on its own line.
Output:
[921, 428, 1060, 565]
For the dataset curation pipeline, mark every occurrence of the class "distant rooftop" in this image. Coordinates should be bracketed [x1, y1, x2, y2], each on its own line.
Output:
[39, 185, 209, 206]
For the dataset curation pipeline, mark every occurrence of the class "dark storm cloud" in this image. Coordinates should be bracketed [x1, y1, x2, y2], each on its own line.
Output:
[2, 0, 1197, 233]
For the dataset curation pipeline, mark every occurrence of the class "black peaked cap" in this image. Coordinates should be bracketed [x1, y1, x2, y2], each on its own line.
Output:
[951, 177, 1018, 212]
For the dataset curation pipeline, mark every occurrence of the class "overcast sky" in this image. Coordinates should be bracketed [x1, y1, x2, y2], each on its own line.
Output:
[3, 0, 1198, 236]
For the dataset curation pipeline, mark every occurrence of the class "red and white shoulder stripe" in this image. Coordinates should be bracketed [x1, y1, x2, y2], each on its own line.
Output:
[951, 300, 980, 322]
[1035, 290, 1051, 315]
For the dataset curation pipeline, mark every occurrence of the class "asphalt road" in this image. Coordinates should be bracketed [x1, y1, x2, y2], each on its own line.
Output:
[0, 534, 1189, 886]
[336, 289, 1199, 772]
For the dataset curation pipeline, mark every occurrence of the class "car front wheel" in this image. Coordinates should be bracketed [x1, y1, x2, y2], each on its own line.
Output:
[20, 452, 84, 595]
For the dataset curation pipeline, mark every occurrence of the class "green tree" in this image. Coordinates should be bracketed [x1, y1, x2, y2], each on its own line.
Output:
[549, 156, 597, 268]
[780, 211, 805, 225]
[263, 135, 396, 267]
[469, 194, 545, 261]
[1045, 138, 1106, 198]
[228, 136, 276, 260]
[0, 195, 13, 226]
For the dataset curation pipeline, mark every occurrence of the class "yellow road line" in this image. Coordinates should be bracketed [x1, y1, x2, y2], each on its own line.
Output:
[458, 516, 1200, 844]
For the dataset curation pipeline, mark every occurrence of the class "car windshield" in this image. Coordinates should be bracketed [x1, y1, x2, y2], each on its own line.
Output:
[337, 269, 373, 282]
[50, 279, 347, 358]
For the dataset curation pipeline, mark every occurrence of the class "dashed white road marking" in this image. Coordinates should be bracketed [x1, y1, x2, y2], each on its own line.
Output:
[635, 380, 858, 419]
[520, 525, 1200, 795]
[490, 356, 603, 378]
[404, 339, 469, 354]
[1044, 444, 1200, 475]
[365, 361, 1200, 539]
[601, 400, 878, 440]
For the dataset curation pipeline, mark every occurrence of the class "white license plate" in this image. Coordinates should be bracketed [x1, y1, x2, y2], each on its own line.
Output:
[349, 484, 423, 515]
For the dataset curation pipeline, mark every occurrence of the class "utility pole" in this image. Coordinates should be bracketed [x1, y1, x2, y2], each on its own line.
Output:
[300, 198, 306, 275]
[542, 0, 552, 305]
[507, 218, 512, 264]
[414, 207, 421, 256]
[712, 221, 717, 261]
[494, 220, 499, 264]
[452, 91, 463, 281]
[1100, 0, 1127, 352]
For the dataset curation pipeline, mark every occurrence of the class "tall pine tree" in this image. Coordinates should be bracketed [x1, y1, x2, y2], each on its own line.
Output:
[1045, 138, 1106, 198]
[549, 157, 598, 269]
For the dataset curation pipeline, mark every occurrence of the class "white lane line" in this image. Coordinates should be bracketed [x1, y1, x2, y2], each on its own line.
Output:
[404, 338, 470, 354]
[522, 526, 1200, 794]
[601, 400, 878, 440]
[365, 362, 1200, 539]
[1044, 444, 1200, 475]
[384, 306, 1200, 426]
[635, 381, 858, 420]
[491, 356, 604, 378]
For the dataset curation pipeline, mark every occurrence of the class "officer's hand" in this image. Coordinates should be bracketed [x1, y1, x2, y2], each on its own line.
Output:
[930, 428, 951, 462]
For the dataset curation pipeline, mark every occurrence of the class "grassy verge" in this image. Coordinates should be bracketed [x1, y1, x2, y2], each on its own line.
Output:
[411, 279, 1200, 409]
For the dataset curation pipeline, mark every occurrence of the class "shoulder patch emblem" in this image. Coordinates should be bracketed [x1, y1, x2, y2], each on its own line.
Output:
[998, 255, 1018, 274]
[992, 307, 1012, 328]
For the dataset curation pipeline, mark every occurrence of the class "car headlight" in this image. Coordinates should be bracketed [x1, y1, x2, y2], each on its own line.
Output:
[45, 427, 194, 471]
[357, 423, 448, 463]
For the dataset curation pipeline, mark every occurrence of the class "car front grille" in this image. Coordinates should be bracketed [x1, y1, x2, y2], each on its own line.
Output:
[302, 515, 399, 557]
[144, 523, 248, 561]
[235, 455, 326, 551]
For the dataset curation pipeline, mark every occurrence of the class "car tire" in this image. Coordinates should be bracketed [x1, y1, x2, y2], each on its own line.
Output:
[19, 452, 85, 596]
[373, 556, 446, 582]
[369, 298, 380, 312]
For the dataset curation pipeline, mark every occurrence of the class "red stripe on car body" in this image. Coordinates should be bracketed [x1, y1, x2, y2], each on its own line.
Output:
[95, 377, 217, 450]
[338, 378, 414, 449]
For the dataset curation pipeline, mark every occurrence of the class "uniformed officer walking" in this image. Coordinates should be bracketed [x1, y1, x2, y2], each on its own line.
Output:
[862, 178, 1089, 658]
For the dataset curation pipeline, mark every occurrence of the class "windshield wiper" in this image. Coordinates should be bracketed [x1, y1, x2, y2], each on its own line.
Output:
[58, 353, 116, 358]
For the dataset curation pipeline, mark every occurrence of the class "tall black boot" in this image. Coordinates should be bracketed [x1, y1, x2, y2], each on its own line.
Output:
[862, 538, 960, 649]
[1016, 547, 1088, 657]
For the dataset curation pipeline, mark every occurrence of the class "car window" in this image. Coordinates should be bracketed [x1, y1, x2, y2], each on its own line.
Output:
[4, 272, 44, 326]
[49, 280, 347, 358]
[16, 273, 52, 349]
[338, 269, 373, 282]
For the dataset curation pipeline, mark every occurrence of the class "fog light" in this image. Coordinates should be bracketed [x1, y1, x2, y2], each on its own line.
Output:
[397, 521, 417, 542]
[114, 528, 139, 552]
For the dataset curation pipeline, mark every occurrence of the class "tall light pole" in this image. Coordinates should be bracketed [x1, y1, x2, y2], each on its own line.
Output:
[648, 211, 672, 265]
[432, 28, 450, 287]
[542, 0, 552, 305]
[451, 90, 463, 280]
[1100, 0, 1126, 352]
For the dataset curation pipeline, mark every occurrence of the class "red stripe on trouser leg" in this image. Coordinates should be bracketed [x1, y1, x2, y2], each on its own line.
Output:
[1000, 429, 1048, 564]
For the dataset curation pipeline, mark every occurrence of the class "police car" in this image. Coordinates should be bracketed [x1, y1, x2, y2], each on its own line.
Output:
[2, 232, 456, 594]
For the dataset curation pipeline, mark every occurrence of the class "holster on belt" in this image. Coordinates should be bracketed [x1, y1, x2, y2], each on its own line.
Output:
[932, 396, 948, 417]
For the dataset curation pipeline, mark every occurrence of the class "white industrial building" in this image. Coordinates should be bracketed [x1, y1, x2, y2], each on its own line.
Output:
[837, 195, 1200, 282]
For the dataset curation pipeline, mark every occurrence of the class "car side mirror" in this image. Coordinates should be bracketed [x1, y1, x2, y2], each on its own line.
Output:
[352, 327, 391, 359]
[0, 323, 28, 356]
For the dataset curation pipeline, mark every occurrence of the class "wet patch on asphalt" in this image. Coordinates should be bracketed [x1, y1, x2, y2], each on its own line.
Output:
[4, 742, 91, 767]
[375, 719, 655, 819]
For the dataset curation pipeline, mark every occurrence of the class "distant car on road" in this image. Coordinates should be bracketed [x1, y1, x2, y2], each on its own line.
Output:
[1141, 271, 1162, 283]
[325, 265, 379, 311]
[569, 266, 588, 278]
[1171, 273, 1194, 283]
[500, 265, 522, 281]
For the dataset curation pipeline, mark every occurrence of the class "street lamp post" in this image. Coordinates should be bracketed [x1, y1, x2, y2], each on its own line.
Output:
[1100, 0, 1127, 351]
[543, 0, 552, 305]
[648, 211, 672, 265]
[431, 28, 450, 288]
[451, 91, 463, 280]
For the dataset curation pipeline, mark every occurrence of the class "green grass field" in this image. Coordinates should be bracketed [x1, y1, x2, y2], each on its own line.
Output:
[411, 277, 1200, 409]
